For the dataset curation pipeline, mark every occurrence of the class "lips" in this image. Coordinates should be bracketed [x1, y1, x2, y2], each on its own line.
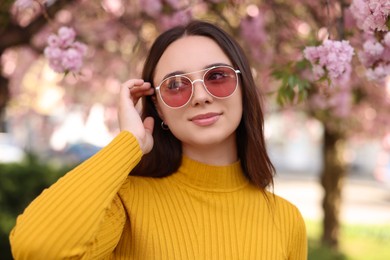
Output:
[190, 112, 222, 126]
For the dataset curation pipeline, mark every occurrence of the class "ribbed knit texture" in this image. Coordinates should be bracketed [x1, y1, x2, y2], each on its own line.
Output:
[10, 131, 307, 260]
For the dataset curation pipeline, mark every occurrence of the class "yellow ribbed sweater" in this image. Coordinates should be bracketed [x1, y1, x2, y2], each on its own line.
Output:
[10, 131, 307, 259]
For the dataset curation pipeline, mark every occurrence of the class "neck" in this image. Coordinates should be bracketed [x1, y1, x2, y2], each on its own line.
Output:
[173, 156, 249, 191]
[182, 138, 238, 166]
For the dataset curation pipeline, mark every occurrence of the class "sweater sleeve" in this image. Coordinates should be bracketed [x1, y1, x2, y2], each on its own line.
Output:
[9, 131, 142, 260]
[288, 206, 308, 260]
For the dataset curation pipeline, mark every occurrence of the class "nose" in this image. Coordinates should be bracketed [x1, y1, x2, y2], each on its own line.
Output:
[190, 79, 213, 106]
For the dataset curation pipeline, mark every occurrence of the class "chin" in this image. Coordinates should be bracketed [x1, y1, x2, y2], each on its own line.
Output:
[186, 132, 236, 147]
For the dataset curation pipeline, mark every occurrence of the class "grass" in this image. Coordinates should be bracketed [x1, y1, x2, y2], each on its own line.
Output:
[307, 220, 390, 260]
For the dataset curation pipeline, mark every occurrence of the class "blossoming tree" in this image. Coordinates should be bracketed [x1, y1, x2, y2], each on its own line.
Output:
[1, 0, 389, 251]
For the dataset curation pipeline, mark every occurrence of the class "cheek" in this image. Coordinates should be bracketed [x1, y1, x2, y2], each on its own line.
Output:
[231, 89, 244, 125]
[163, 112, 188, 142]
[159, 106, 182, 127]
[154, 97, 170, 121]
[233, 87, 243, 113]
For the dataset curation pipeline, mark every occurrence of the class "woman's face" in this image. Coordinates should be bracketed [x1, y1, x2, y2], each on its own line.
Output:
[153, 35, 243, 150]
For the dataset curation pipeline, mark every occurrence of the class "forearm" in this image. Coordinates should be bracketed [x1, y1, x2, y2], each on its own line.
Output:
[10, 131, 142, 259]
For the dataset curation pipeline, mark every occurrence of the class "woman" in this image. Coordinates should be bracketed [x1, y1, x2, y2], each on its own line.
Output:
[10, 20, 307, 259]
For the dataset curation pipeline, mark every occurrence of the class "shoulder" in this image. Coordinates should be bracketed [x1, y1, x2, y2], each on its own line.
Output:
[264, 191, 305, 223]
[118, 175, 171, 200]
[264, 192, 308, 257]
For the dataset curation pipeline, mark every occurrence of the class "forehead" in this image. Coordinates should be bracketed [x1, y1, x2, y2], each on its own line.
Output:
[154, 36, 232, 82]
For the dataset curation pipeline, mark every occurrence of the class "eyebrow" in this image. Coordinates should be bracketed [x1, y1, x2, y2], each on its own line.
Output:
[161, 62, 232, 80]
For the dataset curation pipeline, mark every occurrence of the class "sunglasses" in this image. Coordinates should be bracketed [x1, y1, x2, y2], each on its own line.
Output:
[155, 65, 241, 108]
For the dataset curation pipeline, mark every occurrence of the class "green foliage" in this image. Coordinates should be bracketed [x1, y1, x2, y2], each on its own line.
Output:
[308, 238, 347, 260]
[271, 60, 312, 105]
[307, 220, 390, 260]
[0, 154, 71, 260]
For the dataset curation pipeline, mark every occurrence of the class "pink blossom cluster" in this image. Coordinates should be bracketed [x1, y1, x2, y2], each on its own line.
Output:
[350, 0, 390, 81]
[44, 26, 87, 74]
[139, 0, 192, 30]
[350, 0, 390, 32]
[357, 32, 390, 81]
[303, 40, 354, 86]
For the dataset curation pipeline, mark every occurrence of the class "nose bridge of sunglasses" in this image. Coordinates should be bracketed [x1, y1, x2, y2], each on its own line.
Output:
[191, 78, 215, 101]
[191, 78, 204, 85]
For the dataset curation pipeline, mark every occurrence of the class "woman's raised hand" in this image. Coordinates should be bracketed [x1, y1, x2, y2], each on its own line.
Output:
[118, 79, 155, 154]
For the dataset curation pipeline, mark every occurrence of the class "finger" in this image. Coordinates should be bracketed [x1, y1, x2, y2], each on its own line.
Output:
[119, 85, 135, 108]
[122, 79, 145, 89]
[130, 83, 154, 104]
[131, 88, 155, 100]
[129, 82, 152, 96]
[121, 80, 150, 106]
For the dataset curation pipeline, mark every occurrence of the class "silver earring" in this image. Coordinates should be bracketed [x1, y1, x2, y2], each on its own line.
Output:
[161, 121, 169, 130]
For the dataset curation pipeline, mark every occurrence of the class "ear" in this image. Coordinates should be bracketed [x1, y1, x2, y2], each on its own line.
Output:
[152, 95, 165, 121]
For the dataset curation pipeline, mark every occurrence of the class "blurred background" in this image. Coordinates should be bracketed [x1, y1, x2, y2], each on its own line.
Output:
[1, 0, 390, 259]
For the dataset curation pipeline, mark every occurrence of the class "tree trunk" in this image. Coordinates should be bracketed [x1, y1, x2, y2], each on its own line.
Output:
[320, 126, 346, 250]
[0, 74, 9, 132]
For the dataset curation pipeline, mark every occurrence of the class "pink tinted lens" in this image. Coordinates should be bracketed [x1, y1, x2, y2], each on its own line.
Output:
[204, 67, 237, 97]
[160, 76, 192, 107]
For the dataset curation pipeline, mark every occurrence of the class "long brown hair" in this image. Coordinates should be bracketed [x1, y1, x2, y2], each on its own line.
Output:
[131, 20, 275, 190]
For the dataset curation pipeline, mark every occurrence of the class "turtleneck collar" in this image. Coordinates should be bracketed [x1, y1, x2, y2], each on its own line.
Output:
[171, 156, 250, 192]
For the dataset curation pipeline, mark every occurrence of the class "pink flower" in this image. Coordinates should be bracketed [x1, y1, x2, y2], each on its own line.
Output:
[350, 0, 390, 32]
[358, 37, 390, 81]
[363, 39, 384, 57]
[303, 40, 354, 86]
[44, 46, 62, 59]
[312, 65, 325, 78]
[369, 0, 390, 18]
[349, 0, 371, 30]
[382, 47, 390, 62]
[358, 39, 385, 67]
[384, 32, 390, 47]
[57, 26, 76, 48]
[365, 63, 390, 81]
[303, 47, 319, 63]
[47, 35, 61, 48]
[44, 47, 65, 73]
[44, 26, 87, 74]
[61, 48, 83, 72]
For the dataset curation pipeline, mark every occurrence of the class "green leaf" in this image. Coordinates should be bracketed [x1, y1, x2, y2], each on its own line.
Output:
[296, 59, 310, 70]
[298, 90, 308, 102]
[271, 69, 285, 79]
[288, 75, 297, 88]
